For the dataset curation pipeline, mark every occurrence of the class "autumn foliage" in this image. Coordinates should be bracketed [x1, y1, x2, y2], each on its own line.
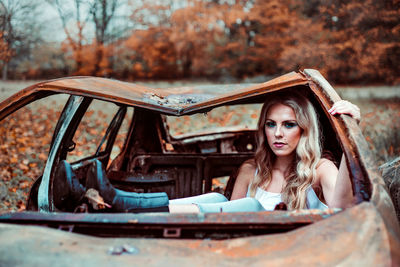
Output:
[2, 0, 399, 84]
[64, 0, 400, 83]
[0, 105, 57, 211]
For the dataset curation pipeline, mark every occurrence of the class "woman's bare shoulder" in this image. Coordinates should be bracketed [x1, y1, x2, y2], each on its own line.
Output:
[316, 158, 337, 170]
[234, 159, 256, 185]
[316, 158, 339, 184]
[239, 159, 257, 176]
[231, 159, 256, 199]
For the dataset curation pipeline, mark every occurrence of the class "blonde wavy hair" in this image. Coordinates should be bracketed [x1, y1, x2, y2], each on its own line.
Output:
[248, 91, 322, 209]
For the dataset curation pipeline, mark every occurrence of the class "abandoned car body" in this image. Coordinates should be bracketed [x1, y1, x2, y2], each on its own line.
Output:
[0, 69, 399, 265]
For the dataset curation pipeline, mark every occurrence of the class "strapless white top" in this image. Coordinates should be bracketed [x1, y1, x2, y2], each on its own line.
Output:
[246, 186, 328, 210]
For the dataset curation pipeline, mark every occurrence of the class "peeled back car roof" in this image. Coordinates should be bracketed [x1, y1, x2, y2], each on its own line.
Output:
[0, 71, 310, 119]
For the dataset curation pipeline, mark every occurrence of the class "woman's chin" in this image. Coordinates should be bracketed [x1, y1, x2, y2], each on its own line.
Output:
[272, 149, 295, 158]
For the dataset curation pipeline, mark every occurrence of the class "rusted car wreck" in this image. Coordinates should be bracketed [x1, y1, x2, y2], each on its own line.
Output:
[0, 69, 399, 265]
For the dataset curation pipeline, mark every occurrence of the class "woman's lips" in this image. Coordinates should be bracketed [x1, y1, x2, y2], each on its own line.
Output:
[273, 142, 286, 148]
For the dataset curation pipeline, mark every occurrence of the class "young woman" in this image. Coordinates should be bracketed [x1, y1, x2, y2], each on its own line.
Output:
[56, 91, 360, 213]
[168, 91, 360, 213]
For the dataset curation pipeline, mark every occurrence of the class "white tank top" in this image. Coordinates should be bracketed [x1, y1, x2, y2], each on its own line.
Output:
[246, 186, 328, 210]
[251, 188, 282, 210]
[247, 168, 328, 210]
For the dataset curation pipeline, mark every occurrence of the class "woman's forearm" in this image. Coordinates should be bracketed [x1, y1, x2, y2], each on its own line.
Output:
[331, 154, 355, 208]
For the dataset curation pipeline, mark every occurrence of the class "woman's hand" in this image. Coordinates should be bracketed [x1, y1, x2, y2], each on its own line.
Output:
[329, 100, 361, 124]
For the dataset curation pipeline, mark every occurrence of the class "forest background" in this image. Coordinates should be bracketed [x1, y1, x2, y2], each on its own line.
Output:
[0, 0, 399, 211]
[1, 0, 399, 84]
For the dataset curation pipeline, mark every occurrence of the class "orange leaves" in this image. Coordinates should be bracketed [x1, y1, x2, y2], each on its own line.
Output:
[1, 0, 398, 84]
[211, 177, 229, 193]
[8, 188, 17, 193]
[16, 201, 26, 211]
[18, 163, 29, 172]
[0, 31, 14, 63]
[0, 100, 63, 212]
[224, 42, 243, 51]
[206, 110, 236, 127]
[166, 104, 260, 137]
[26, 0, 395, 84]
[123, 26, 179, 79]
[38, 153, 47, 161]
[355, 98, 400, 165]
[88, 128, 99, 135]
[279, 0, 400, 84]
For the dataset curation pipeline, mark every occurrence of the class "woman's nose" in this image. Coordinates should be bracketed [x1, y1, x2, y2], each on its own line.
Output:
[274, 126, 283, 137]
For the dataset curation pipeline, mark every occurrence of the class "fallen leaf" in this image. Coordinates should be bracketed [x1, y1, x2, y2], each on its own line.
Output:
[85, 188, 112, 210]
[38, 153, 47, 161]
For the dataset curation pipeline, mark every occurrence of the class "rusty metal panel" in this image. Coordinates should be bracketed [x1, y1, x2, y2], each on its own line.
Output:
[303, 69, 372, 203]
[0, 72, 308, 119]
[0, 209, 338, 225]
[0, 202, 398, 266]
[304, 69, 400, 258]
[0, 209, 339, 239]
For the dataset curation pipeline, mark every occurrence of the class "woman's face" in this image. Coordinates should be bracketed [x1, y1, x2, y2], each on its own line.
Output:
[264, 103, 302, 158]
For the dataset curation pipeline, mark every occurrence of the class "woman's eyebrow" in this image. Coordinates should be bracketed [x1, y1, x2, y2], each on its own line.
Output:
[265, 119, 297, 122]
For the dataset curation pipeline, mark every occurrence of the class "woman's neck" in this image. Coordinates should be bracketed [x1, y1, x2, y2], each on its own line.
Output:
[273, 154, 295, 176]
[263, 154, 294, 192]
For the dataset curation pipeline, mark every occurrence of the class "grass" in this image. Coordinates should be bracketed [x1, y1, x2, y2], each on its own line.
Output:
[346, 98, 400, 166]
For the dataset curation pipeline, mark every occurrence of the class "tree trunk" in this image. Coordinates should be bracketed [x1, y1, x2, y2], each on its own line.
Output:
[92, 45, 103, 76]
[2, 63, 8, 80]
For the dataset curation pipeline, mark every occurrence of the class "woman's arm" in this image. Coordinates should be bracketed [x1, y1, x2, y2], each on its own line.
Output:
[328, 100, 361, 123]
[317, 157, 354, 208]
[230, 162, 256, 200]
[318, 100, 361, 208]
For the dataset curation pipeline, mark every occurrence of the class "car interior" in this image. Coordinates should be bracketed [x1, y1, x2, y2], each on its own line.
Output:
[26, 86, 344, 213]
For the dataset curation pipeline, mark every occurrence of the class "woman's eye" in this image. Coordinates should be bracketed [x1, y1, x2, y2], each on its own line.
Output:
[265, 121, 276, 128]
[284, 122, 298, 128]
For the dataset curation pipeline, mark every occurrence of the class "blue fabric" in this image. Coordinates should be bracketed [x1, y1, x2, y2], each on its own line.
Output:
[170, 192, 265, 213]
[306, 187, 328, 209]
[196, 197, 265, 213]
[169, 166, 328, 213]
[113, 189, 169, 209]
[193, 188, 328, 212]
[169, 192, 228, 204]
[169, 187, 328, 213]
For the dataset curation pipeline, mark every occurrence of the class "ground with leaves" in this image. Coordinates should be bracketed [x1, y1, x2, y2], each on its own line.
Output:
[0, 81, 399, 212]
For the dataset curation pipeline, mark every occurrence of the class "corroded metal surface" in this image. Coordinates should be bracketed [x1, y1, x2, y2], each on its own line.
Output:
[0, 72, 307, 118]
[0, 202, 398, 266]
[0, 209, 338, 225]
[0, 209, 339, 239]
[304, 69, 372, 203]
[304, 69, 400, 262]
